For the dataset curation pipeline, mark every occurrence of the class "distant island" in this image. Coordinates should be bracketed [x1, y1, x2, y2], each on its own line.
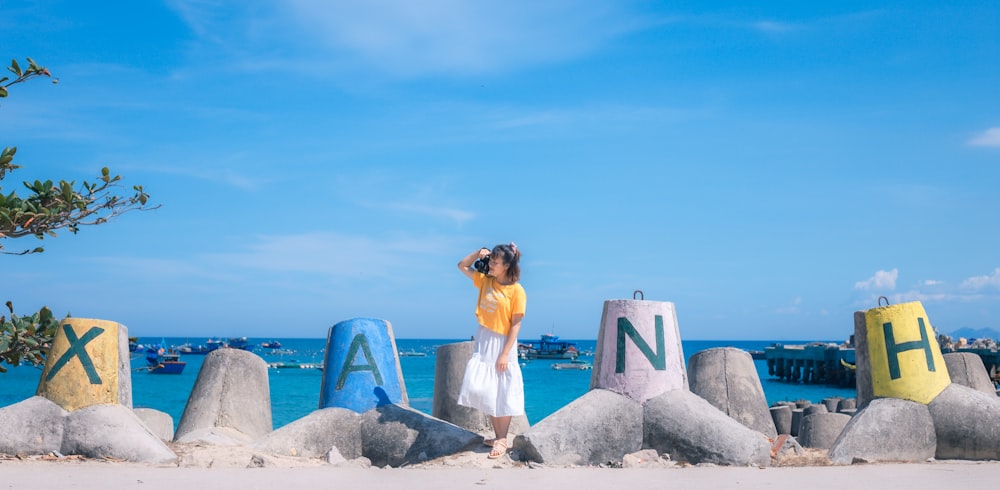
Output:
[948, 327, 1000, 340]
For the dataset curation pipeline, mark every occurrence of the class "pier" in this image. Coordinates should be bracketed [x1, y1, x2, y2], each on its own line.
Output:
[764, 343, 856, 387]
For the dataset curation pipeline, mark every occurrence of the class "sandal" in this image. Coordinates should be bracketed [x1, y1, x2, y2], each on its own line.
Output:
[487, 439, 508, 459]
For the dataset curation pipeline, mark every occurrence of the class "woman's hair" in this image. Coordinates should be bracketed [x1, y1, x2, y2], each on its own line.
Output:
[491, 242, 521, 283]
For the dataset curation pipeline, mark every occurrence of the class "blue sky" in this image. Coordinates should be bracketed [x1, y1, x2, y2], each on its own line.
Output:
[2, 1, 998, 341]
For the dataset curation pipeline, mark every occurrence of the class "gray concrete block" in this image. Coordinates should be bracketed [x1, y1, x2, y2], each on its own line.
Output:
[791, 408, 804, 436]
[797, 412, 851, 449]
[514, 388, 643, 466]
[928, 383, 1000, 460]
[803, 404, 828, 416]
[770, 405, 792, 435]
[61, 404, 177, 464]
[133, 407, 174, 442]
[175, 348, 272, 442]
[837, 398, 857, 413]
[644, 389, 771, 467]
[688, 347, 777, 438]
[359, 403, 479, 468]
[944, 353, 996, 396]
[828, 398, 936, 465]
[822, 397, 843, 413]
[431, 341, 529, 437]
[255, 407, 362, 459]
[0, 396, 67, 455]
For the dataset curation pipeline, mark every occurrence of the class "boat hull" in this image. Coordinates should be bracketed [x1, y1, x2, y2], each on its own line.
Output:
[150, 361, 186, 374]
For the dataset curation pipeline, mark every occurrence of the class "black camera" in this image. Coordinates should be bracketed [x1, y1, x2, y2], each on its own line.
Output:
[473, 249, 490, 274]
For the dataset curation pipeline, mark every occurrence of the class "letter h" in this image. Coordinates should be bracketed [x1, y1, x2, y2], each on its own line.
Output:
[882, 318, 935, 380]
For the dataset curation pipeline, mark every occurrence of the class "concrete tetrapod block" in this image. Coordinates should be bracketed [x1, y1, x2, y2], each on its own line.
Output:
[35, 318, 133, 411]
[790, 408, 804, 437]
[822, 397, 843, 413]
[928, 383, 1000, 460]
[514, 388, 643, 466]
[797, 412, 851, 449]
[837, 398, 857, 413]
[0, 396, 68, 455]
[687, 347, 777, 438]
[175, 348, 272, 443]
[803, 404, 828, 416]
[590, 299, 687, 403]
[643, 389, 771, 467]
[359, 404, 480, 468]
[255, 407, 363, 459]
[943, 353, 996, 396]
[61, 403, 177, 464]
[770, 405, 792, 435]
[133, 408, 174, 442]
[827, 397, 936, 465]
[431, 341, 530, 438]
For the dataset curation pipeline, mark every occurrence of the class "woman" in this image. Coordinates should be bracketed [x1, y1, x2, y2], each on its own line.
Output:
[456, 243, 526, 459]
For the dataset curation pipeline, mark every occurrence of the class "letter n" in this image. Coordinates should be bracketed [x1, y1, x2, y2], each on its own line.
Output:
[616, 315, 666, 373]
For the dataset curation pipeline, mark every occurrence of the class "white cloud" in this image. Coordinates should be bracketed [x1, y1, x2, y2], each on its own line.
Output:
[751, 21, 801, 34]
[968, 127, 1000, 147]
[775, 297, 802, 314]
[280, 1, 639, 77]
[922, 279, 943, 286]
[962, 268, 1000, 290]
[854, 269, 898, 290]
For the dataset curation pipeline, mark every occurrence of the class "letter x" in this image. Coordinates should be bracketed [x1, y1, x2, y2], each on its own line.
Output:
[45, 325, 105, 384]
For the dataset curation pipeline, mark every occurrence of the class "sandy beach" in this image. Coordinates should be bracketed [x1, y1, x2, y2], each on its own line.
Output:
[2, 450, 998, 490]
[2, 459, 998, 490]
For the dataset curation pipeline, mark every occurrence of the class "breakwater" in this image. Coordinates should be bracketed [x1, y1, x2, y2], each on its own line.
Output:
[764, 342, 856, 387]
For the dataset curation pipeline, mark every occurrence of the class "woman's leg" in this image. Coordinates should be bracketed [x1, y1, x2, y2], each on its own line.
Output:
[488, 415, 512, 458]
[490, 415, 512, 441]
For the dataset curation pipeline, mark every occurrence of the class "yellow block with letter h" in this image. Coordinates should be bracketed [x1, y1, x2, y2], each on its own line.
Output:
[865, 301, 949, 405]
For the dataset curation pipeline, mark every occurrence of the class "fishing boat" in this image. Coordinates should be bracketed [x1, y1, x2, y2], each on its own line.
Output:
[260, 340, 283, 349]
[267, 360, 320, 369]
[518, 334, 579, 360]
[552, 359, 592, 370]
[227, 337, 255, 351]
[177, 342, 213, 354]
[143, 345, 186, 374]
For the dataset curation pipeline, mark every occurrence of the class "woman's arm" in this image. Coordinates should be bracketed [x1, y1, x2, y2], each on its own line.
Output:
[457, 248, 489, 280]
[496, 313, 523, 373]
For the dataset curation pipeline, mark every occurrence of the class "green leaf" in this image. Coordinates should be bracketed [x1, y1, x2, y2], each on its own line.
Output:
[10, 58, 21, 77]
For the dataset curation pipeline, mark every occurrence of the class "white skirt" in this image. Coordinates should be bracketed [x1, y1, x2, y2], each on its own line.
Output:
[457, 326, 525, 417]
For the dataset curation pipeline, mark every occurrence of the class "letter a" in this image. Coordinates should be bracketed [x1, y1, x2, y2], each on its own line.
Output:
[335, 334, 384, 390]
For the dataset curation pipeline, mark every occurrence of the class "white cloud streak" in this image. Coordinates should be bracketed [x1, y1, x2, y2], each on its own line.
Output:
[854, 269, 898, 290]
[968, 128, 1000, 147]
[962, 268, 1000, 290]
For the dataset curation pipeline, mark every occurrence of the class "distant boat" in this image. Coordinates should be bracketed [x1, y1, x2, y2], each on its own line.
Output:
[267, 360, 320, 370]
[261, 340, 283, 349]
[177, 343, 213, 355]
[552, 360, 592, 370]
[398, 350, 427, 357]
[143, 344, 186, 374]
[226, 337, 255, 351]
[518, 334, 579, 360]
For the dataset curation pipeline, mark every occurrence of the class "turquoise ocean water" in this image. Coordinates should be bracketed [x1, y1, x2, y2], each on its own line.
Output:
[0, 338, 855, 429]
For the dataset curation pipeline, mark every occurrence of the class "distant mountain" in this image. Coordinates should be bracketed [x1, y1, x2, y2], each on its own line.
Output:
[947, 327, 1000, 340]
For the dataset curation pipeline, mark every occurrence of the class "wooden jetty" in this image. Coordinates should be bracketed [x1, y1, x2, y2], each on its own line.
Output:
[764, 342, 856, 387]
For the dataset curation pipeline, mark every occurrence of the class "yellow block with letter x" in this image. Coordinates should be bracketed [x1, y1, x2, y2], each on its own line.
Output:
[865, 301, 949, 405]
[36, 318, 123, 411]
